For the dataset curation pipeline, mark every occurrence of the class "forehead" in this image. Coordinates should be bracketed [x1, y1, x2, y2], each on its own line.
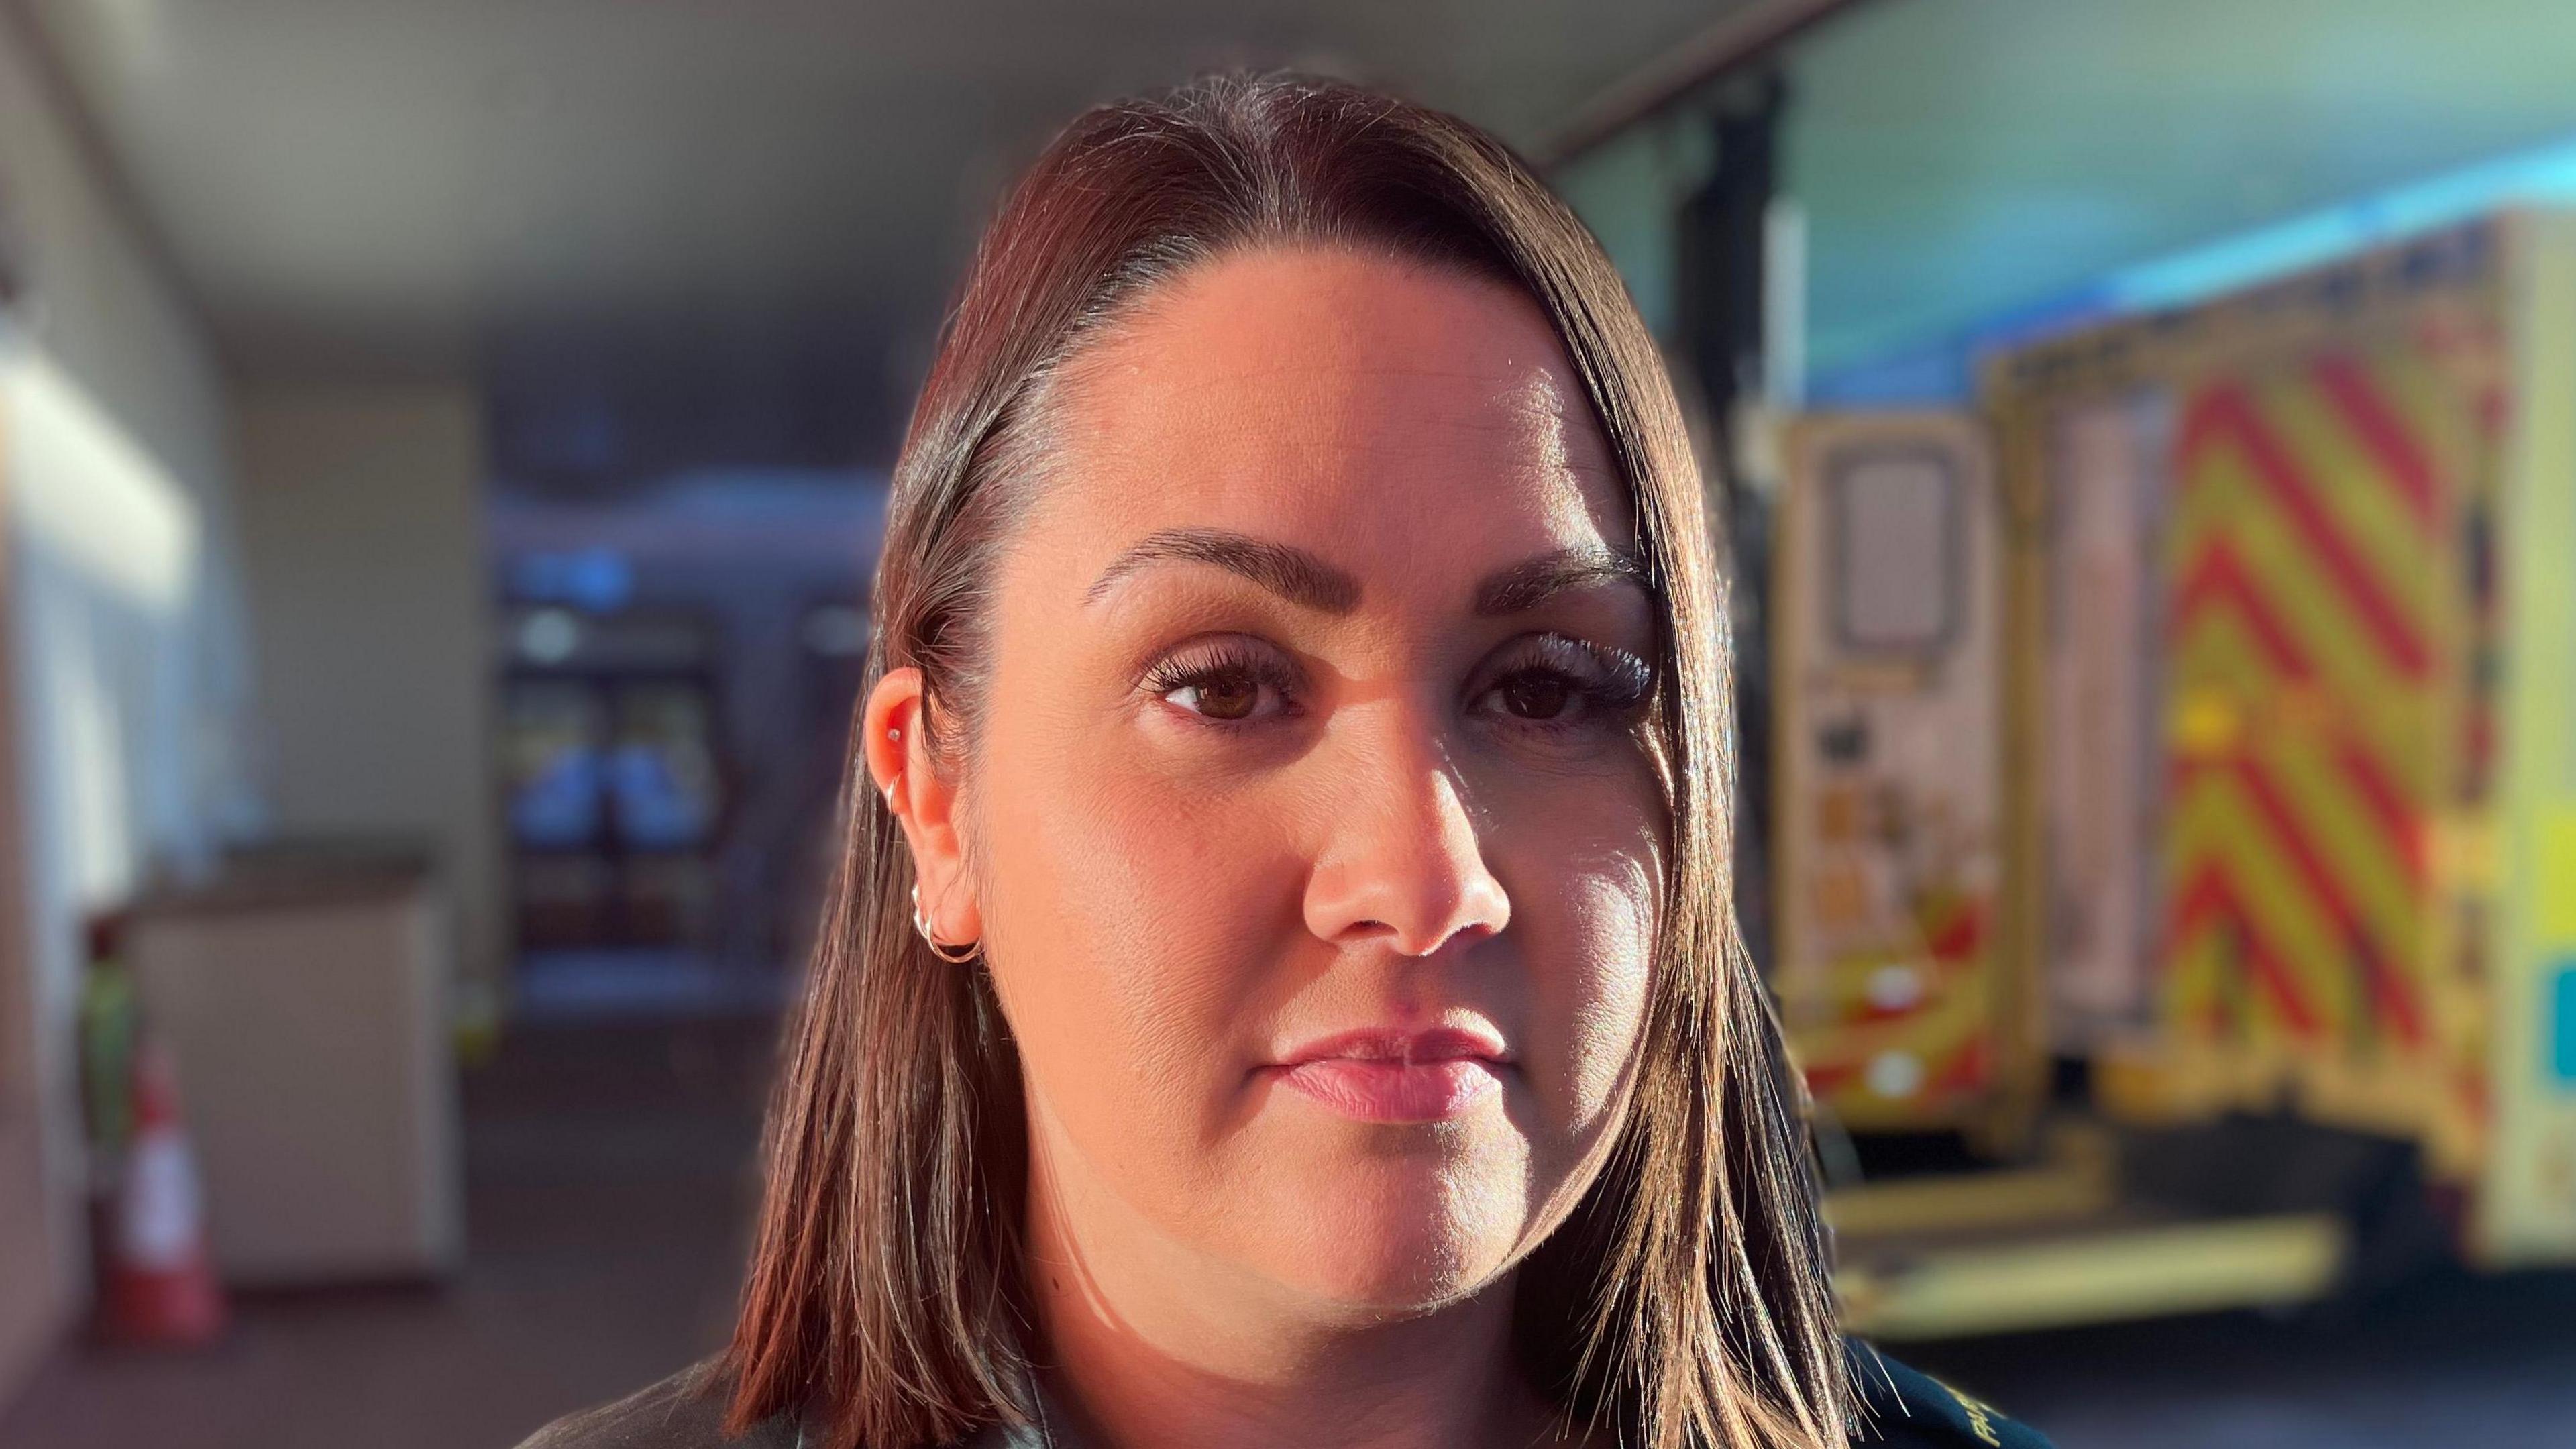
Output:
[1023, 246, 1635, 588]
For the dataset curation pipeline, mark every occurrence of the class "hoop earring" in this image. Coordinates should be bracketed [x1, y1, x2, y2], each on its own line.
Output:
[910, 882, 983, 965]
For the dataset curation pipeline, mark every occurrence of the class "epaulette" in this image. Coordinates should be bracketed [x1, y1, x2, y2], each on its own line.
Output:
[1843, 1339, 2055, 1448]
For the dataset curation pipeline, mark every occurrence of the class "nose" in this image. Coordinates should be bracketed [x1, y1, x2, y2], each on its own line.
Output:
[1301, 692, 1511, 956]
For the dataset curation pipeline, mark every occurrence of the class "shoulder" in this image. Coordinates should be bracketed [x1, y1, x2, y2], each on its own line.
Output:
[512, 1360, 802, 1449]
[1842, 1340, 2055, 1449]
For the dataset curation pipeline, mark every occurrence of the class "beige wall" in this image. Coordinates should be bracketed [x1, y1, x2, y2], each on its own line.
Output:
[235, 382, 499, 1016]
[0, 385, 52, 1427]
[0, 1, 254, 1405]
[1, 9, 498, 1411]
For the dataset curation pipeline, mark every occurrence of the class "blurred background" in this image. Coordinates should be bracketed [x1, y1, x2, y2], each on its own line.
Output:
[1, 1, 2573, 1446]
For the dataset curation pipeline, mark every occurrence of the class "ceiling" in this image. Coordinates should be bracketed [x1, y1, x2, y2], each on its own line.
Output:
[1784, 0, 2576, 384]
[20, 0, 1774, 474]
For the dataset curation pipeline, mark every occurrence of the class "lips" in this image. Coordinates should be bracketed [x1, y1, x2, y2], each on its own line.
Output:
[1265, 1026, 1511, 1124]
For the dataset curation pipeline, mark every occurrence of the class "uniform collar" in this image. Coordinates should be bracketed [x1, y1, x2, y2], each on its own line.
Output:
[953, 1361, 1087, 1449]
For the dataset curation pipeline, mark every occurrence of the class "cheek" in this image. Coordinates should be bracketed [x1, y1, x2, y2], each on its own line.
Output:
[975, 731, 1299, 1153]
[1513, 823, 1660, 1137]
[1470, 744, 1665, 1124]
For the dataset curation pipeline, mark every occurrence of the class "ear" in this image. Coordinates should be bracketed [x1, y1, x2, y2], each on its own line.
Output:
[862, 667, 982, 946]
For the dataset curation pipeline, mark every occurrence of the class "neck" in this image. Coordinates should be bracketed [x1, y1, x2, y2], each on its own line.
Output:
[1020, 1108, 1572, 1449]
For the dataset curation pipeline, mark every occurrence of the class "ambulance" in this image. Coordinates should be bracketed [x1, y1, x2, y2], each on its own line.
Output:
[1782, 211, 2576, 1338]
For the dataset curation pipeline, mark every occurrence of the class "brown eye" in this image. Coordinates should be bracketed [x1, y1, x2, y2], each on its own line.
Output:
[1177, 671, 1262, 721]
[1143, 640, 1303, 730]
[1499, 671, 1576, 721]
[1474, 635, 1656, 739]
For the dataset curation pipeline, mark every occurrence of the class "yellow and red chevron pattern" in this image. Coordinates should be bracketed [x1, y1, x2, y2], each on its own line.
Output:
[2159, 333, 2485, 1150]
[1790, 879, 1996, 1124]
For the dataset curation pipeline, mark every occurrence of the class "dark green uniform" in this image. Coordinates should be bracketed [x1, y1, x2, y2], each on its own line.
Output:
[1847, 1339, 2054, 1448]
[519, 1338, 2054, 1448]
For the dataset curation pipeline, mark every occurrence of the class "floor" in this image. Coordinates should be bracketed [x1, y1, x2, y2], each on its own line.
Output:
[0, 1014, 778, 1449]
[1902, 1265, 2576, 1448]
[6, 1012, 2576, 1449]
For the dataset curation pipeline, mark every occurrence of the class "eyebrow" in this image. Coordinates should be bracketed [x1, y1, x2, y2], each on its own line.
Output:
[1081, 526, 1652, 616]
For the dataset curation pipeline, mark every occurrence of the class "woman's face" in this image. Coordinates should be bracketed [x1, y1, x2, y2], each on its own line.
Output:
[898, 246, 1666, 1320]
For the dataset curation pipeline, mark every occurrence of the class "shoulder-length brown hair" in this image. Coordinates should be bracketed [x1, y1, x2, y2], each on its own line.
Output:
[720, 68, 1847, 1449]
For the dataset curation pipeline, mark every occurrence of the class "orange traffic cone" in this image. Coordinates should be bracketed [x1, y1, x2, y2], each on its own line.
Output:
[97, 1037, 226, 1346]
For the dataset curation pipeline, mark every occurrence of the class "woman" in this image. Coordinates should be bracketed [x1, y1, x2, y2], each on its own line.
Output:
[519, 70, 2049, 1449]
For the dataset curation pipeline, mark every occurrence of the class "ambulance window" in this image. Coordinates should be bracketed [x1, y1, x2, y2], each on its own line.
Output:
[1828, 447, 1962, 655]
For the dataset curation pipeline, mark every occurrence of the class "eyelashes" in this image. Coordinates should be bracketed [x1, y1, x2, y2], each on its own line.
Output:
[1143, 640, 1309, 725]
[1142, 634, 1655, 739]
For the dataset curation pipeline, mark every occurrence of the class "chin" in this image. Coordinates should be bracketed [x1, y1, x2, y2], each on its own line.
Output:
[1252, 1157, 1528, 1314]
[1274, 1242, 1496, 1316]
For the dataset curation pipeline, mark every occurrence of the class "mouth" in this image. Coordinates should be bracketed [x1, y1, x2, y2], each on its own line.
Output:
[1263, 1026, 1513, 1124]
